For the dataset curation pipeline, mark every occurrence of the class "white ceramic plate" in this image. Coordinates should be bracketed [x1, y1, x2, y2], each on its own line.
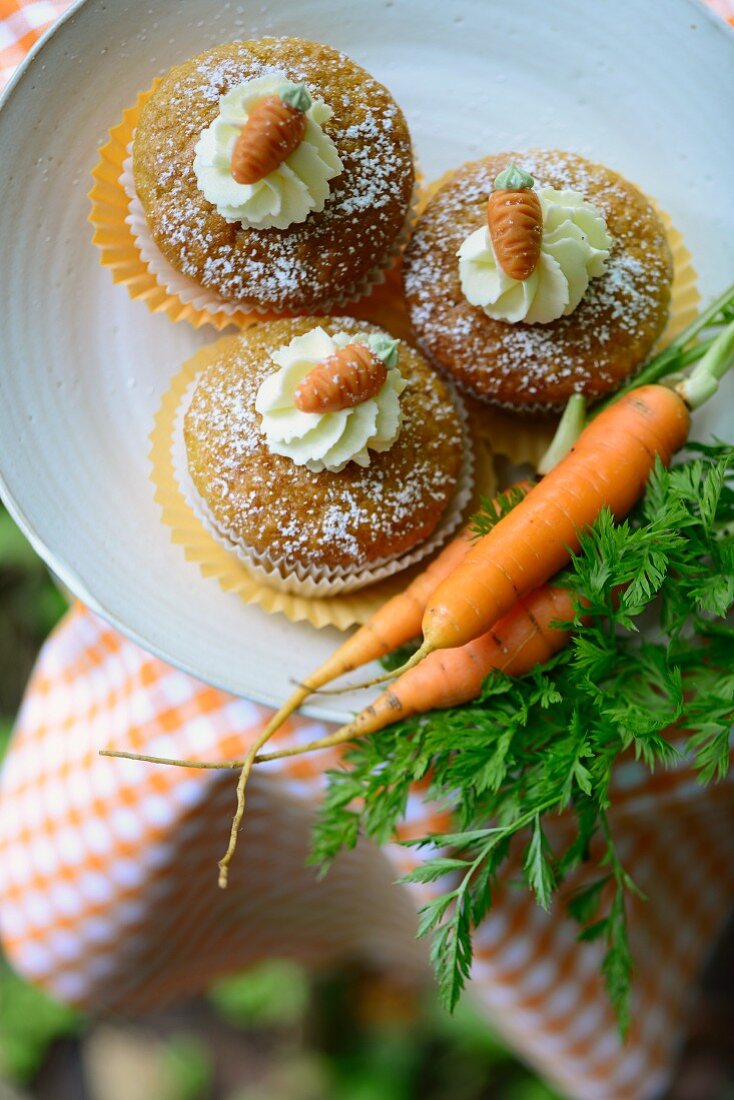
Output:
[0, 0, 733, 722]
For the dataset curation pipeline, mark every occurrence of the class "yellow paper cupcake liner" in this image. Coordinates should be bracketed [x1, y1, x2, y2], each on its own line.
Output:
[149, 342, 496, 630]
[415, 170, 700, 469]
[89, 82, 270, 331]
[89, 83, 421, 333]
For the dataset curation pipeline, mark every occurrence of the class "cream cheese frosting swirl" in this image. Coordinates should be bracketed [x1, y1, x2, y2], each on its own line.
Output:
[255, 328, 407, 473]
[458, 186, 612, 324]
[193, 75, 343, 231]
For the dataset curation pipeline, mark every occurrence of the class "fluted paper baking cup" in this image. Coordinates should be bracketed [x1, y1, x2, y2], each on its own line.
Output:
[89, 79, 419, 331]
[415, 169, 700, 468]
[88, 83, 249, 331]
[173, 377, 474, 597]
[150, 340, 493, 629]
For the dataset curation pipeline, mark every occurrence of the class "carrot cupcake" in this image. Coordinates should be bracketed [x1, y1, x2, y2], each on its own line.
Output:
[131, 38, 415, 317]
[403, 150, 673, 410]
[183, 318, 470, 594]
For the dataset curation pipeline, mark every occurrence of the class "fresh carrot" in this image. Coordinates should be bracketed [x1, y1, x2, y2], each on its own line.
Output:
[386, 385, 691, 674]
[255, 584, 576, 764]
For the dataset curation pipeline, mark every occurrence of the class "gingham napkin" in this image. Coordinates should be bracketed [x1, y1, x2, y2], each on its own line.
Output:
[2, 4, 734, 1099]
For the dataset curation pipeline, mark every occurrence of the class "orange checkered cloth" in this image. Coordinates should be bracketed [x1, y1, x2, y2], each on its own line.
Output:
[1, 4, 734, 1099]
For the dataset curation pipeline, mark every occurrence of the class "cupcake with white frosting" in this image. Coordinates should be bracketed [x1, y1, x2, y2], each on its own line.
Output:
[404, 151, 673, 410]
[183, 317, 472, 595]
[193, 76, 343, 232]
[130, 38, 416, 319]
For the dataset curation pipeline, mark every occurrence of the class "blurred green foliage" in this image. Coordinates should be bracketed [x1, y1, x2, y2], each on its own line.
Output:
[0, 955, 561, 1099]
[161, 1035, 214, 1100]
[0, 506, 67, 720]
[0, 961, 82, 1084]
[209, 959, 310, 1030]
[206, 964, 562, 1100]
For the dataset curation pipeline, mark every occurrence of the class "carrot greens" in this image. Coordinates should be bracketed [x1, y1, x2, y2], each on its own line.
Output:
[311, 443, 734, 1030]
[468, 482, 530, 540]
[612, 282, 734, 400]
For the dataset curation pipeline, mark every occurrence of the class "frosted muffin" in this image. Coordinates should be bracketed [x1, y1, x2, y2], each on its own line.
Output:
[132, 38, 415, 315]
[184, 318, 468, 590]
[403, 151, 673, 410]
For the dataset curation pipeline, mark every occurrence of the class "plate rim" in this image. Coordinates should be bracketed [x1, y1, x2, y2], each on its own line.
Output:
[690, 0, 734, 39]
[0, 0, 732, 719]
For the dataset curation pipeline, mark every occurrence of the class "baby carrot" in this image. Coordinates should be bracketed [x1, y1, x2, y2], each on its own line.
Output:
[255, 584, 576, 763]
[397, 385, 690, 669]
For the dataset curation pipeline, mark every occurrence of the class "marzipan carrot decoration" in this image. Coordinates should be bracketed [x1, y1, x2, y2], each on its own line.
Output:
[255, 585, 576, 765]
[231, 84, 311, 185]
[486, 164, 544, 281]
[295, 343, 388, 412]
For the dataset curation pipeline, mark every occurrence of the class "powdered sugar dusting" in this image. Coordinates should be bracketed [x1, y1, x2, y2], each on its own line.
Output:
[134, 39, 414, 312]
[184, 319, 465, 572]
[404, 151, 673, 409]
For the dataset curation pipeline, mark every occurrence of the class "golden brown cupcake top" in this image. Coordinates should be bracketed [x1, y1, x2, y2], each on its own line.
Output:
[184, 318, 465, 572]
[404, 150, 673, 409]
[133, 38, 415, 312]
